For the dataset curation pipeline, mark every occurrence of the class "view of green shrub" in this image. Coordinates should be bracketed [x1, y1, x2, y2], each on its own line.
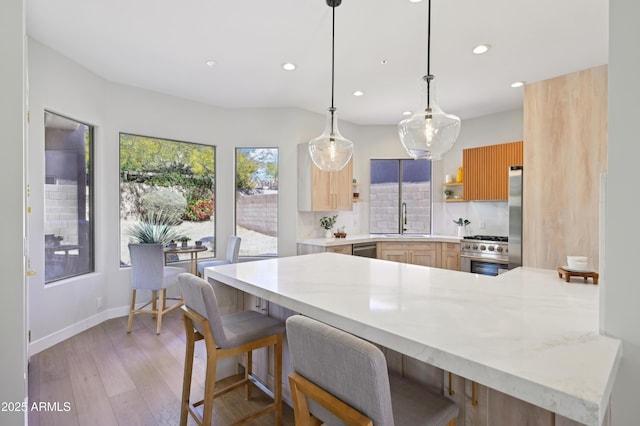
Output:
[140, 188, 186, 220]
[236, 151, 259, 191]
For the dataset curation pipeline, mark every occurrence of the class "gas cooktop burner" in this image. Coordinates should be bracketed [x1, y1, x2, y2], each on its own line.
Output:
[463, 235, 508, 242]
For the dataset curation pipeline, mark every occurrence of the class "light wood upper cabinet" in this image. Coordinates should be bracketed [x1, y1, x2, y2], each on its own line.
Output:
[463, 141, 523, 201]
[298, 144, 353, 211]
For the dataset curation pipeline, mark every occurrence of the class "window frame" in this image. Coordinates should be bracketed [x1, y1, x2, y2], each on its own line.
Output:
[118, 132, 216, 267]
[234, 147, 279, 258]
[43, 110, 95, 284]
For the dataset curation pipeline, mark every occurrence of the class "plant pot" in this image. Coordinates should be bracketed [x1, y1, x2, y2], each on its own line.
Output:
[181, 242, 188, 248]
[325, 229, 333, 239]
[457, 225, 465, 238]
[168, 243, 177, 250]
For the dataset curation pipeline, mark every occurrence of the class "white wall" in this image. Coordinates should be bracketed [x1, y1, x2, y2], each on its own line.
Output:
[0, 0, 27, 424]
[604, 1, 640, 424]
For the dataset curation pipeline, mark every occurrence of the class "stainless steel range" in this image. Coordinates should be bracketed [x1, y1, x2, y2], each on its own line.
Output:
[460, 235, 509, 276]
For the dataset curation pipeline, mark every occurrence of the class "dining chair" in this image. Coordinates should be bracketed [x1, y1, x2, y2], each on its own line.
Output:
[127, 243, 184, 334]
[286, 315, 459, 426]
[196, 235, 241, 277]
[177, 272, 284, 426]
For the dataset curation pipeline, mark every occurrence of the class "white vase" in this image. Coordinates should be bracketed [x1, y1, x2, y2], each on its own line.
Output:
[325, 229, 333, 239]
[457, 225, 465, 238]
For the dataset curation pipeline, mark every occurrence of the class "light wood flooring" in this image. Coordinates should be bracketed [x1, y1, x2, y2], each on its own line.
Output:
[28, 309, 294, 426]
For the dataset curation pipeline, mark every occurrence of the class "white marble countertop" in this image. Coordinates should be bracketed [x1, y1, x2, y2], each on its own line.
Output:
[204, 253, 621, 426]
[297, 233, 462, 247]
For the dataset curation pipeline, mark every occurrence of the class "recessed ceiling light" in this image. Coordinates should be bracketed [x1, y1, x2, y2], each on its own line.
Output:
[381, 59, 389, 65]
[402, 111, 412, 116]
[282, 62, 296, 71]
[205, 60, 217, 67]
[409, 0, 423, 3]
[353, 90, 364, 97]
[472, 44, 491, 55]
[510, 81, 525, 88]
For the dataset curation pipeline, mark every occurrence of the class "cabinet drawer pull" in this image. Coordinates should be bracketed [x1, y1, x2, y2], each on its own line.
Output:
[471, 381, 479, 406]
[448, 372, 455, 396]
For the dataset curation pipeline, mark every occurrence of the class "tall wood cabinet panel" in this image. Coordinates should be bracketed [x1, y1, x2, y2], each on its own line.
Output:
[523, 65, 607, 270]
[463, 141, 523, 201]
[298, 143, 353, 211]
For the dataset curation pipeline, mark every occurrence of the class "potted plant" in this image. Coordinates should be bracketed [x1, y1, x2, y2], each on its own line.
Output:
[320, 215, 338, 239]
[443, 189, 454, 199]
[453, 218, 471, 237]
[178, 236, 191, 248]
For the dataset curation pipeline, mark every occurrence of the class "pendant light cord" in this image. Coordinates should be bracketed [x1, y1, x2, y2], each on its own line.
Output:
[329, 3, 336, 133]
[427, 0, 431, 77]
[426, 0, 432, 109]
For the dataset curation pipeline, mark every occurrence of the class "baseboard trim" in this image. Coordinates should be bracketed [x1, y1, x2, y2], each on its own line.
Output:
[29, 305, 130, 356]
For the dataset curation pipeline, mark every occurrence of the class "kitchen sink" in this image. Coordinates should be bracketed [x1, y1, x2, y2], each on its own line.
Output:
[378, 234, 432, 238]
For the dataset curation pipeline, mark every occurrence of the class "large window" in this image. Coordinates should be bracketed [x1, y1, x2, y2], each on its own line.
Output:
[44, 111, 94, 283]
[235, 148, 278, 256]
[119, 133, 215, 266]
[369, 159, 432, 234]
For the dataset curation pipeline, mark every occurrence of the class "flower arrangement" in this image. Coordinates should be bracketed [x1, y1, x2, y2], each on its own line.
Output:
[320, 214, 338, 230]
[453, 218, 470, 226]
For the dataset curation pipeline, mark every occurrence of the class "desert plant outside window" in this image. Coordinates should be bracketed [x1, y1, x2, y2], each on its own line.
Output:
[119, 133, 216, 266]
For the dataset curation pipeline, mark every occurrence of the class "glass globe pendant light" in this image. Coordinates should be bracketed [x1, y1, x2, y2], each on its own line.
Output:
[309, 0, 354, 172]
[398, 0, 461, 160]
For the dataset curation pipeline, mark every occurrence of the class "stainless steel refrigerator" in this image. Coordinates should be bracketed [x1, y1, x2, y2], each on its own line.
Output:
[508, 166, 523, 269]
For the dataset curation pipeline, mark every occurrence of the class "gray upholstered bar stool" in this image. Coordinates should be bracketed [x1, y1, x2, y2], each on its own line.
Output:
[286, 315, 459, 426]
[178, 273, 284, 426]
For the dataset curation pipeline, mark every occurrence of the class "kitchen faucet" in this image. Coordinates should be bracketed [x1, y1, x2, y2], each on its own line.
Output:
[401, 202, 407, 234]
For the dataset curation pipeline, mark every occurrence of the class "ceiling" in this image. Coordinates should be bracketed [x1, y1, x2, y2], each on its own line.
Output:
[26, 0, 608, 126]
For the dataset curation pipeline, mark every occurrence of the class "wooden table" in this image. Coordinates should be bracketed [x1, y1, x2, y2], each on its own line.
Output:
[557, 267, 599, 284]
[164, 246, 207, 275]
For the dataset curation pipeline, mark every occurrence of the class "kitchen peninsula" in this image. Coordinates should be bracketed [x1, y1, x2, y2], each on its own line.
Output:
[204, 253, 620, 426]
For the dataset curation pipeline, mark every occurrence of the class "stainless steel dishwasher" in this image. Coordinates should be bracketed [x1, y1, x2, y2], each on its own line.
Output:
[352, 242, 377, 258]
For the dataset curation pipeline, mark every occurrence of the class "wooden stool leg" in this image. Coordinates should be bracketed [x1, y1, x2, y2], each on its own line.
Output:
[180, 317, 195, 426]
[151, 290, 158, 318]
[156, 289, 165, 334]
[127, 290, 136, 333]
[275, 334, 283, 426]
[246, 350, 253, 400]
[202, 345, 218, 426]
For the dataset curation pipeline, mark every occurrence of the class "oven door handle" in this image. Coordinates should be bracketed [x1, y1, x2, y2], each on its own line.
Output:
[460, 255, 508, 264]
